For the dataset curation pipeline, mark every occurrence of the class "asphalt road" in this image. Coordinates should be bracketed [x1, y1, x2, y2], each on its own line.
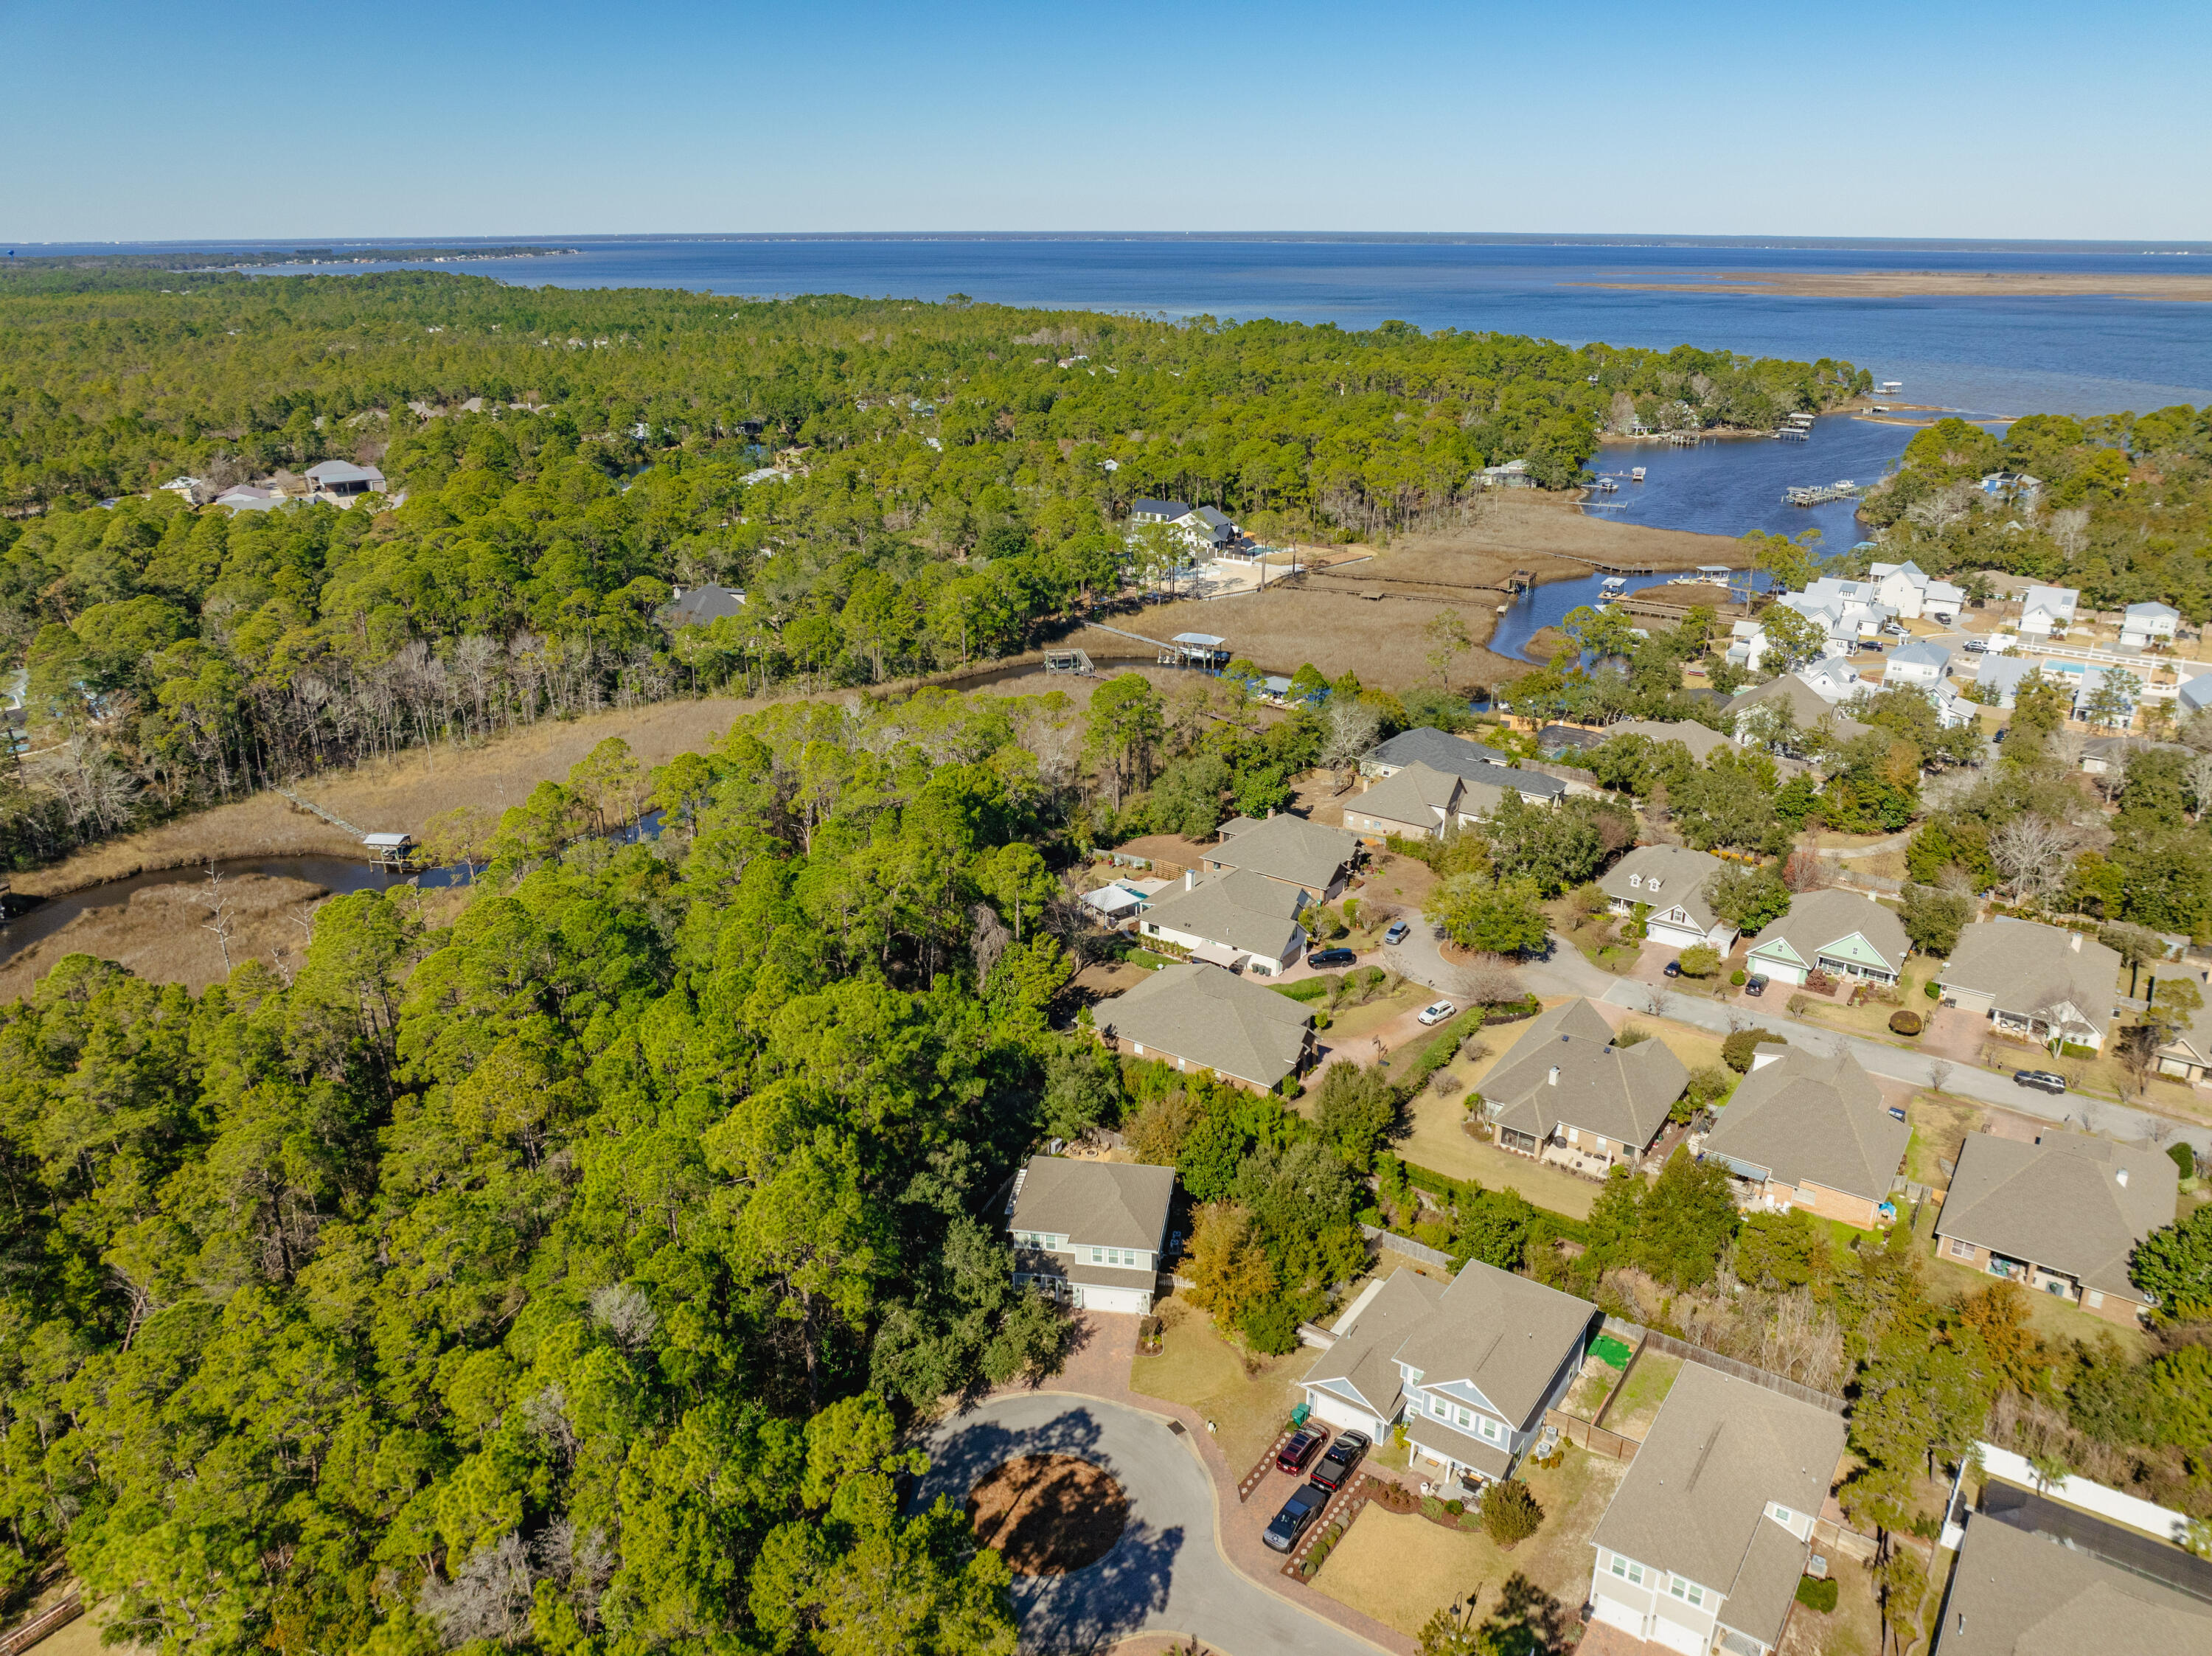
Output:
[916, 1393, 1385, 1656]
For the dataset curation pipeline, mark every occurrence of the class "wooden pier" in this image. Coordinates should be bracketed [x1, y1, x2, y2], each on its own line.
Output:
[1784, 481, 1864, 507]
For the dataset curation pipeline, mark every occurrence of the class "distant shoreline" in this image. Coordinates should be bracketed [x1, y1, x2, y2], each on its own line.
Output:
[1568, 270, 2212, 302]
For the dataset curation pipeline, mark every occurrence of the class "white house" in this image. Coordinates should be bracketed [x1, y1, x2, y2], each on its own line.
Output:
[1299, 1261, 1597, 1493]
[1881, 638, 1952, 689]
[1775, 578, 1896, 650]
[1865, 560, 1966, 623]
[2018, 585, 2079, 638]
[1006, 1156, 1176, 1315]
[1599, 844, 1737, 953]
[1926, 680, 1981, 729]
[2121, 601, 2180, 650]
[1588, 1365, 1846, 1656]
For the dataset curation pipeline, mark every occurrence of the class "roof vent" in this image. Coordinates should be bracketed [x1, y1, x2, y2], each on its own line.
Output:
[2116, 1167, 2129, 1188]
[1548, 1065, 1560, 1087]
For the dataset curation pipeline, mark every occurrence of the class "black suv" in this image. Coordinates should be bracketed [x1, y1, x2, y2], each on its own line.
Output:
[2014, 1069, 2068, 1095]
[1310, 1430, 1369, 1492]
[1262, 1482, 1330, 1554]
[1307, 947, 1357, 968]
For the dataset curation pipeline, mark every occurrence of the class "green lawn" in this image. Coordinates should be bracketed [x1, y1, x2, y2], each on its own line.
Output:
[1910, 1202, 2152, 1357]
[1601, 1352, 1682, 1441]
[1127, 1303, 1315, 1471]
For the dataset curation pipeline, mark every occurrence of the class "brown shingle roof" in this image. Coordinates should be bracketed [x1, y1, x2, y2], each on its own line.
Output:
[1744, 886, 1911, 976]
[1200, 813, 1357, 891]
[1935, 1511, 2212, 1655]
[1009, 1156, 1176, 1251]
[1939, 921, 2121, 1029]
[1099, 962, 1313, 1088]
[1393, 1260, 1599, 1426]
[1484, 998, 1687, 1150]
[1935, 1128, 2177, 1301]
[1700, 1046, 1908, 1206]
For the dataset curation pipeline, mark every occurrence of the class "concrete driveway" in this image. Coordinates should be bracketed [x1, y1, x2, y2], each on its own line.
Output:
[917, 1392, 1386, 1656]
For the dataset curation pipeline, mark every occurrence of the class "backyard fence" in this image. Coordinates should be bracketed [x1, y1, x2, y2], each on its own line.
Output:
[1634, 1328, 1848, 1415]
[1358, 1223, 1456, 1272]
[1545, 1408, 1639, 1462]
[0, 1600, 80, 1656]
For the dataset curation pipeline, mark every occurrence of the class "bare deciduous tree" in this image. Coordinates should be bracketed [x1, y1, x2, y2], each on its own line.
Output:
[587, 1284, 659, 1351]
[2049, 507, 2090, 559]
[418, 1531, 538, 1648]
[195, 860, 235, 973]
[1927, 1060, 1954, 1096]
[1989, 814, 2075, 908]
[1318, 697, 1382, 776]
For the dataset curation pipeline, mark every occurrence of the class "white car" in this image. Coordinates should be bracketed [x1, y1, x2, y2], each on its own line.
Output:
[1417, 1000, 1457, 1026]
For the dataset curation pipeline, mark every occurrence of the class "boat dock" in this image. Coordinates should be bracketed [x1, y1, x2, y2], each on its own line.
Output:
[1784, 480, 1864, 507]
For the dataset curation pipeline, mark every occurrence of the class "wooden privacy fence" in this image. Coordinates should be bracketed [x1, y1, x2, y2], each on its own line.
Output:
[0, 1599, 81, 1656]
[1545, 1409, 1638, 1462]
[1634, 1328, 1848, 1415]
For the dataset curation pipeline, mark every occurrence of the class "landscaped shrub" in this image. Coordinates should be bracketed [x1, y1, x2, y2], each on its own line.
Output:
[1420, 1495, 1446, 1521]
[1805, 968, 1834, 992]
[2169, 1141, 2198, 1180]
[1274, 975, 1337, 1003]
[1480, 1477, 1544, 1545]
[1795, 1576, 1839, 1613]
[1731, 969, 1748, 987]
[1677, 944, 1722, 978]
[1239, 1298, 1302, 1355]
[1444, 1497, 1465, 1517]
[1722, 1029, 1788, 1071]
[1888, 1010, 1923, 1035]
[1433, 1073, 1464, 1097]
[1457, 1510, 1484, 1530]
[1615, 1024, 1653, 1048]
[1924, 979, 1941, 999]
[1787, 993, 1812, 1016]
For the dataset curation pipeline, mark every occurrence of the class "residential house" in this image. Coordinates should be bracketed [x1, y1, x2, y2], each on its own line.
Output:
[1598, 844, 1736, 953]
[1972, 652, 2045, 707]
[2153, 967, 2212, 1082]
[1795, 656, 1870, 703]
[1882, 638, 1952, 689]
[664, 582, 746, 626]
[1603, 718, 1743, 762]
[1587, 1364, 1847, 1656]
[1725, 673, 1876, 752]
[1931, 1509, 2212, 1655]
[1127, 497, 1192, 526]
[1133, 869, 1308, 975]
[213, 484, 285, 513]
[1197, 813, 1360, 902]
[1475, 458, 1537, 489]
[1699, 1046, 1908, 1228]
[2017, 585, 2079, 638]
[304, 459, 387, 503]
[1936, 920, 2121, 1051]
[1742, 887, 1912, 988]
[1483, 998, 1688, 1175]
[159, 475, 211, 505]
[1341, 761, 1467, 843]
[2121, 601, 2180, 650]
[1006, 1156, 1176, 1315]
[1097, 961, 1315, 1090]
[1359, 726, 1560, 799]
[1934, 1126, 2176, 1325]
[1867, 560, 1966, 623]
[1774, 577, 1897, 650]
[1299, 1262, 1597, 1492]
[1926, 679, 1982, 729]
[2077, 734, 2188, 776]
[2178, 670, 2212, 716]
[2068, 663, 2140, 728]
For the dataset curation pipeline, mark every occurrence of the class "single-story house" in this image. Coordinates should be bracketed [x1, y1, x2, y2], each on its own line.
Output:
[1007, 1155, 1176, 1315]
[1476, 458, 1537, 488]
[305, 459, 387, 502]
[1932, 1508, 2212, 1655]
[213, 484, 285, 513]
[1936, 920, 2121, 1052]
[2153, 968, 2212, 1082]
[2121, 601, 2180, 650]
[1603, 718, 1742, 762]
[2178, 671, 2212, 715]
[1598, 844, 1736, 953]
[1742, 886, 1912, 987]
[1483, 998, 1688, 1175]
[1700, 1046, 1908, 1229]
[2018, 585, 2079, 638]
[1300, 1261, 1597, 1493]
[1097, 961, 1315, 1090]
[1133, 869, 1308, 976]
[1198, 813, 1359, 902]
[1934, 1126, 2176, 1326]
[1883, 638, 1952, 689]
[1588, 1364, 1847, 1656]
[665, 582, 746, 625]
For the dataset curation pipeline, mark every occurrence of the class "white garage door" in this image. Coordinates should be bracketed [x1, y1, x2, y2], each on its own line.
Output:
[1752, 957, 1807, 987]
[1590, 1596, 1644, 1637]
[1648, 922, 1706, 950]
[1076, 1285, 1152, 1315]
[1652, 1614, 1706, 1656]
[1306, 1392, 1381, 1438]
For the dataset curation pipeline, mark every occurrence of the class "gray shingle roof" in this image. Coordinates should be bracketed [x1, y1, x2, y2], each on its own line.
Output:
[1888, 638, 1952, 670]
[1009, 1156, 1176, 1251]
[1591, 1364, 1845, 1649]
[1744, 886, 1910, 976]
[1936, 1127, 2177, 1301]
[1100, 962, 1314, 1088]
[1725, 675, 1875, 742]
[1349, 762, 1461, 829]
[1363, 726, 1566, 798]
[1605, 718, 1740, 760]
[1939, 921, 2120, 1026]
[1200, 813, 1358, 892]
[666, 583, 747, 625]
[1598, 844, 1728, 937]
[1302, 1267, 1440, 1417]
[1700, 1046, 1907, 1204]
[1394, 1260, 1599, 1426]
[1135, 870, 1305, 961]
[1934, 1511, 2212, 1656]
[1484, 998, 1688, 1149]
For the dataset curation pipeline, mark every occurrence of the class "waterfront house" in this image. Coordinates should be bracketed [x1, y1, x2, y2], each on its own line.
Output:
[1197, 813, 1360, 902]
[1742, 887, 1911, 988]
[1133, 869, 1308, 975]
[1866, 560, 1966, 623]
[1597, 844, 1736, 953]
[1931, 1509, 2212, 1655]
[1359, 726, 1565, 800]
[1934, 1127, 2175, 1326]
[1482, 998, 1687, 1175]
[1475, 458, 1537, 489]
[1096, 961, 1315, 1090]
[1882, 638, 1952, 689]
[2121, 600, 2180, 649]
[1699, 1046, 1907, 1229]
[1006, 1155, 1175, 1315]
[1299, 1261, 1596, 1493]
[1587, 1365, 1847, 1656]
[2017, 585, 2079, 638]
[1935, 920, 2120, 1052]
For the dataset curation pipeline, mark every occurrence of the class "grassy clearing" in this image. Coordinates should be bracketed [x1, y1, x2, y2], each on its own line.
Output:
[1778, 1553, 1885, 1656]
[1127, 1303, 1312, 1472]
[1312, 1445, 1628, 1637]
[1601, 1352, 1683, 1440]
[1561, 1354, 1625, 1419]
[1905, 1091, 1985, 1186]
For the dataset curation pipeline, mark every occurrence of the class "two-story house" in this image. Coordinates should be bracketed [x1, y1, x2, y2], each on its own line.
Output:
[1588, 1364, 1847, 1656]
[1882, 638, 1952, 689]
[2121, 600, 2180, 650]
[1481, 998, 1688, 1175]
[1133, 868, 1308, 975]
[1340, 759, 1562, 846]
[1866, 560, 1965, 624]
[1298, 1261, 1597, 1494]
[1006, 1155, 1177, 1315]
[1597, 843, 1737, 954]
[1197, 813, 1360, 903]
[2018, 584, 2079, 639]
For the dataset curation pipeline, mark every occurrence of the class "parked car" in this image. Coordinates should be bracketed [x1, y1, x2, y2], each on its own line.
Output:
[1262, 1482, 1330, 1554]
[1383, 920, 1411, 945]
[1888, 1105, 1907, 1122]
[2014, 1068, 2068, 1095]
[1307, 947, 1357, 969]
[1276, 1427, 1328, 1473]
[1961, 638, 1989, 653]
[1311, 1430, 1369, 1492]
[1663, 960, 1682, 978]
[1416, 1000, 1457, 1026]
[1744, 974, 1769, 997]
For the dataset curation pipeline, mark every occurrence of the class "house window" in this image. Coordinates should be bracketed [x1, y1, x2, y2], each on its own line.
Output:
[1608, 1555, 1646, 1587]
[1668, 1577, 1705, 1609]
[1948, 1237, 1975, 1259]
[1453, 1405, 1472, 1428]
[2086, 1290, 2104, 1308]
[1478, 1416, 1504, 1444]
[1768, 1503, 1794, 1526]
[1431, 1396, 1449, 1419]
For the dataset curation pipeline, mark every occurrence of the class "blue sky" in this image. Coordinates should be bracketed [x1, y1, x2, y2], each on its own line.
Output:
[7, 0, 2208, 242]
